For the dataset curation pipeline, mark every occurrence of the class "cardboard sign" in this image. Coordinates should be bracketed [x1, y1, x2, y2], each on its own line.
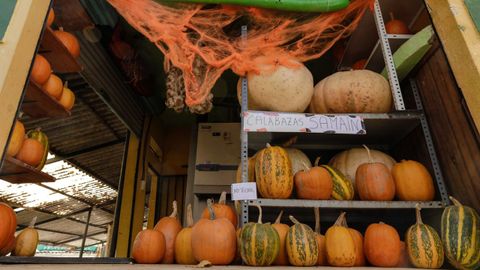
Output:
[0, 0, 17, 42]
[243, 111, 366, 134]
[231, 182, 257, 201]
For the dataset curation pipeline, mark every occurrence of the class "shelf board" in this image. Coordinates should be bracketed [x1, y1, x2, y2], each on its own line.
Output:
[39, 27, 82, 73]
[0, 256, 131, 264]
[22, 81, 71, 118]
[0, 156, 55, 184]
[248, 199, 444, 209]
[247, 111, 422, 150]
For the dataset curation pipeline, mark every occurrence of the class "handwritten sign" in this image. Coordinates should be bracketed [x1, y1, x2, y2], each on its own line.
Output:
[0, 0, 17, 42]
[231, 182, 257, 201]
[243, 111, 366, 134]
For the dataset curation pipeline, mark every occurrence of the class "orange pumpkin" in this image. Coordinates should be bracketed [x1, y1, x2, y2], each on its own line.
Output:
[6, 120, 25, 157]
[59, 84, 75, 110]
[392, 160, 435, 201]
[349, 228, 366, 266]
[132, 229, 166, 264]
[15, 138, 44, 167]
[352, 59, 367, 70]
[314, 208, 327, 266]
[364, 222, 401, 267]
[201, 191, 237, 228]
[191, 199, 236, 265]
[294, 157, 333, 200]
[54, 29, 80, 58]
[0, 235, 15, 256]
[46, 8, 55, 27]
[0, 203, 16, 249]
[325, 212, 356, 266]
[272, 210, 289, 266]
[385, 12, 410, 35]
[153, 201, 182, 264]
[397, 241, 412, 268]
[174, 204, 197, 265]
[42, 74, 63, 100]
[30, 55, 51, 85]
[356, 145, 395, 201]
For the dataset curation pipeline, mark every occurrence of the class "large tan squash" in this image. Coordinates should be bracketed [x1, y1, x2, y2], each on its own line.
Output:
[237, 60, 313, 112]
[329, 148, 396, 188]
[285, 148, 311, 176]
[310, 70, 392, 113]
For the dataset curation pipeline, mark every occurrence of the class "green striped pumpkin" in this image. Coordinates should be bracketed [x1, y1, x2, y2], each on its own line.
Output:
[321, 165, 354, 200]
[441, 196, 480, 270]
[239, 204, 280, 266]
[286, 215, 318, 266]
[406, 205, 444, 268]
[255, 144, 293, 199]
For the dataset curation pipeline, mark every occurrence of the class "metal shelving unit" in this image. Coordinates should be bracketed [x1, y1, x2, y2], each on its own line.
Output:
[239, 0, 448, 226]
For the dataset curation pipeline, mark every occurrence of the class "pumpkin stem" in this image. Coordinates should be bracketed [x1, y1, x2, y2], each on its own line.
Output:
[415, 204, 423, 224]
[389, 12, 395, 21]
[206, 199, 216, 220]
[333, 212, 347, 227]
[218, 191, 227, 205]
[449, 196, 462, 207]
[362, 144, 372, 163]
[266, 143, 272, 148]
[169, 200, 178, 218]
[253, 203, 263, 224]
[29, 216, 37, 228]
[289, 215, 301, 225]
[186, 203, 194, 227]
[64, 81, 69, 88]
[314, 208, 320, 233]
[282, 136, 297, 147]
[274, 210, 283, 224]
[314, 157, 321, 167]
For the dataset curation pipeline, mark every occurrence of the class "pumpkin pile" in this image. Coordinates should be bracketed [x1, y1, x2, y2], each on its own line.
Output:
[6, 121, 49, 170]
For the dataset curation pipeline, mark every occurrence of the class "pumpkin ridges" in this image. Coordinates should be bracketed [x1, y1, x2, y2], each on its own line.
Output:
[325, 212, 356, 266]
[272, 210, 289, 265]
[321, 165, 354, 200]
[132, 229, 166, 264]
[255, 144, 293, 199]
[286, 215, 318, 266]
[364, 222, 401, 267]
[153, 201, 182, 264]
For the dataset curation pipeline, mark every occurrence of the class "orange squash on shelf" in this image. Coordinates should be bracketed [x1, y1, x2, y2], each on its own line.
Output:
[0, 203, 16, 249]
[355, 145, 395, 201]
[13, 217, 39, 257]
[272, 210, 289, 266]
[364, 222, 401, 267]
[314, 208, 327, 266]
[397, 241, 412, 268]
[352, 59, 367, 69]
[294, 157, 333, 200]
[54, 29, 80, 58]
[385, 12, 410, 35]
[174, 204, 197, 265]
[132, 229, 166, 264]
[349, 228, 366, 266]
[392, 160, 435, 201]
[15, 138, 44, 167]
[59, 84, 76, 110]
[153, 201, 182, 264]
[46, 8, 55, 27]
[325, 212, 356, 266]
[42, 74, 63, 100]
[191, 199, 236, 265]
[201, 191, 237, 228]
[6, 120, 25, 157]
[30, 55, 51, 85]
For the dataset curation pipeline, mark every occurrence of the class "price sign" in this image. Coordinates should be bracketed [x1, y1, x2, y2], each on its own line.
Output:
[231, 182, 257, 201]
[243, 111, 366, 134]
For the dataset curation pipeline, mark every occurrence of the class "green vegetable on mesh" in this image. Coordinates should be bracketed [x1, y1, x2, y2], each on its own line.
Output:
[158, 0, 350, 13]
[382, 25, 435, 81]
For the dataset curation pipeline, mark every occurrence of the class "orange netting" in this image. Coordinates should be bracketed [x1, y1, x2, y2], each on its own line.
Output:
[108, 0, 374, 111]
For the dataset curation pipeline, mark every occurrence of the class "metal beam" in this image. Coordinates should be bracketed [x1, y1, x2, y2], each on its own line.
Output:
[46, 139, 124, 164]
[80, 208, 93, 258]
[17, 225, 106, 241]
[55, 230, 107, 246]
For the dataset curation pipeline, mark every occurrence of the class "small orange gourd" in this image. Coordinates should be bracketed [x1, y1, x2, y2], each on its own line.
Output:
[348, 228, 366, 266]
[356, 145, 395, 201]
[54, 29, 80, 58]
[201, 191, 237, 228]
[392, 160, 435, 201]
[15, 138, 45, 167]
[364, 222, 401, 267]
[272, 210, 289, 266]
[385, 12, 410, 34]
[30, 55, 51, 85]
[59, 83, 75, 110]
[46, 8, 55, 27]
[132, 229, 166, 263]
[294, 158, 333, 200]
[325, 212, 356, 266]
[154, 201, 182, 264]
[6, 120, 25, 157]
[42, 74, 63, 100]
[314, 208, 327, 266]
[174, 204, 197, 265]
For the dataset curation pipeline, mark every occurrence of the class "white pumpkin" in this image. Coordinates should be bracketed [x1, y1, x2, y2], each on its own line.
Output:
[329, 148, 396, 188]
[237, 60, 314, 112]
[285, 148, 312, 176]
